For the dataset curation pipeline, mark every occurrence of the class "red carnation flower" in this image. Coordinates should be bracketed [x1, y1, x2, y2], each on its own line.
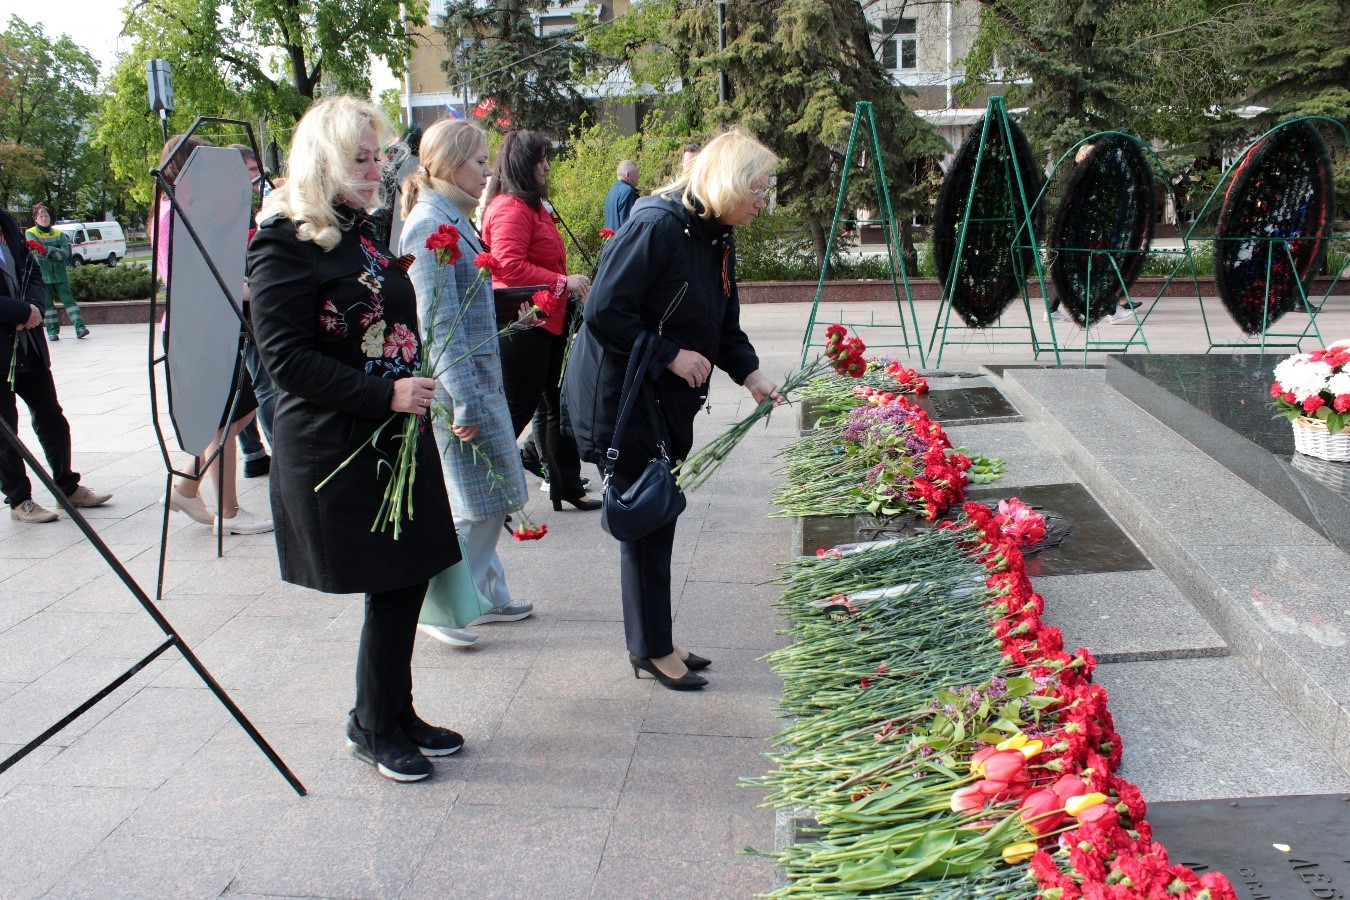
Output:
[424, 223, 462, 265]
[473, 251, 495, 271]
[599, 227, 615, 239]
[25, 239, 46, 255]
[1303, 395, 1326, 414]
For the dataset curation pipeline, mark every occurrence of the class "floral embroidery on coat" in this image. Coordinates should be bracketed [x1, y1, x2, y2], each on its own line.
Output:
[315, 223, 419, 378]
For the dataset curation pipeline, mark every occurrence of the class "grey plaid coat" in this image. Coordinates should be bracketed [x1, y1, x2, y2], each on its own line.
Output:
[401, 191, 527, 521]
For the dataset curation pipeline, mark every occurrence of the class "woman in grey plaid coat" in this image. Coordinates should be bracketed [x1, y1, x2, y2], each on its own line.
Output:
[400, 119, 532, 645]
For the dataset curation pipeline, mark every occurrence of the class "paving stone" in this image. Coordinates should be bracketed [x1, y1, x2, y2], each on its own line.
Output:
[640, 646, 783, 740]
[1036, 570, 1228, 662]
[0, 741, 59, 800]
[606, 732, 774, 863]
[674, 582, 790, 652]
[42, 833, 243, 900]
[516, 618, 636, 700]
[0, 654, 146, 750]
[229, 793, 448, 899]
[944, 421, 1082, 487]
[1097, 657, 1350, 801]
[458, 697, 645, 809]
[590, 854, 775, 900]
[0, 783, 148, 899]
[401, 804, 612, 900]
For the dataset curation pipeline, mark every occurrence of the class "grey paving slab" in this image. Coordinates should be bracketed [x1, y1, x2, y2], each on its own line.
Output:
[229, 793, 448, 900]
[641, 646, 783, 739]
[458, 697, 646, 809]
[42, 834, 242, 900]
[0, 783, 148, 900]
[943, 421, 1082, 487]
[0, 654, 148, 749]
[516, 618, 641, 700]
[22, 686, 228, 790]
[1098, 657, 1350, 801]
[590, 855, 775, 899]
[0, 609, 109, 683]
[401, 804, 612, 900]
[674, 581, 790, 652]
[0, 588, 64, 632]
[0, 742, 59, 799]
[606, 732, 774, 863]
[1036, 571, 1228, 662]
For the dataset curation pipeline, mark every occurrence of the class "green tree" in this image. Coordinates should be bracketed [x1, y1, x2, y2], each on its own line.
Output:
[96, 0, 426, 210]
[696, 0, 946, 264]
[438, 0, 599, 136]
[0, 17, 101, 215]
[1246, 0, 1350, 123]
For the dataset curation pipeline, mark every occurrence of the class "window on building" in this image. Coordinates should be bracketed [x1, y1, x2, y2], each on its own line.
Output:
[877, 18, 917, 71]
[538, 15, 576, 37]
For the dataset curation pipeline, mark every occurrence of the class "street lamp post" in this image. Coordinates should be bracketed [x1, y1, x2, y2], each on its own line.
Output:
[716, 0, 728, 104]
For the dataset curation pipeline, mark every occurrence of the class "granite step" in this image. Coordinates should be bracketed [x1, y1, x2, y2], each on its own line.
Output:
[997, 366, 1350, 776]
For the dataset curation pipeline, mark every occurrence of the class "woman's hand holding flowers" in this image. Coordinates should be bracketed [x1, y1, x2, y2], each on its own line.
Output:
[451, 423, 480, 442]
[668, 348, 712, 388]
[744, 369, 784, 407]
[390, 376, 437, 415]
[564, 273, 591, 300]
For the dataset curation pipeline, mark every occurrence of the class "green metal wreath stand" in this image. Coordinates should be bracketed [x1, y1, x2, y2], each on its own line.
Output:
[1185, 115, 1349, 355]
[929, 97, 1056, 366]
[798, 101, 926, 368]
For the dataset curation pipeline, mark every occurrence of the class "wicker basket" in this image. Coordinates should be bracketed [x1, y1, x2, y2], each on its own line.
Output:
[1292, 416, 1350, 462]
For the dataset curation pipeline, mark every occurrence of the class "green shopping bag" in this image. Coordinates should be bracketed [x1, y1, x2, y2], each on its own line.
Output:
[419, 535, 492, 629]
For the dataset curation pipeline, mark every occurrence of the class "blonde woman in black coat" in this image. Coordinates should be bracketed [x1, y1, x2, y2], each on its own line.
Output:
[565, 129, 783, 690]
[247, 96, 463, 782]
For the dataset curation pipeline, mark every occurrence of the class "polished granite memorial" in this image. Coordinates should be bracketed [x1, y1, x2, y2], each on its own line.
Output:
[1109, 354, 1350, 553]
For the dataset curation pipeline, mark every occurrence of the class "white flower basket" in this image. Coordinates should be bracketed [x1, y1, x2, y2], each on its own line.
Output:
[1292, 416, 1350, 462]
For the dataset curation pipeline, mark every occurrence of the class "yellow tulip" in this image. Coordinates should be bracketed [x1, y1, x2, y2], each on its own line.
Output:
[1001, 841, 1038, 864]
[1065, 792, 1108, 816]
[1018, 739, 1044, 759]
[996, 733, 1028, 752]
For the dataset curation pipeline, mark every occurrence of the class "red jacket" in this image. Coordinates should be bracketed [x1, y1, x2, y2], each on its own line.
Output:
[481, 194, 569, 336]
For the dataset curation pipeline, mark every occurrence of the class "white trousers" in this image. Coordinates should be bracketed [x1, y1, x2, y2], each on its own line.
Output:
[454, 514, 513, 609]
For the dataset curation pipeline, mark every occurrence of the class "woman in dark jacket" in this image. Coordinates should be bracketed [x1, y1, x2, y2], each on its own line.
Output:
[480, 130, 599, 511]
[564, 128, 782, 690]
[247, 96, 463, 782]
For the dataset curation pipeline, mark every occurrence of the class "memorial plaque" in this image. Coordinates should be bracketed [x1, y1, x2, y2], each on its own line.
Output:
[917, 387, 1021, 425]
[1148, 793, 1350, 900]
[965, 482, 1153, 576]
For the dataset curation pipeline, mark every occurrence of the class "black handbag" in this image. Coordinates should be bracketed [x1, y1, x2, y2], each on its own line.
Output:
[600, 332, 686, 542]
[493, 284, 551, 327]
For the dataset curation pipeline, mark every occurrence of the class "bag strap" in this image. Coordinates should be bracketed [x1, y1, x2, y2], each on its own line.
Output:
[604, 331, 661, 477]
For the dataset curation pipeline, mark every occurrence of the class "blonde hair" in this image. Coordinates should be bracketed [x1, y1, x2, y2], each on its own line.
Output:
[259, 95, 397, 250]
[401, 118, 488, 217]
[655, 128, 777, 220]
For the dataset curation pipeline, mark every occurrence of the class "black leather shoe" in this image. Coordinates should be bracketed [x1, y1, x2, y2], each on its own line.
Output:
[553, 495, 602, 511]
[243, 455, 271, 478]
[345, 710, 431, 781]
[520, 447, 546, 480]
[630, 653, 706, 691]
[682, 652, 711, 671]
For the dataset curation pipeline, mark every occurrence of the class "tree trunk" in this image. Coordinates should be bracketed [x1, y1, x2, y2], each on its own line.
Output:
[808, 215, 828, 266]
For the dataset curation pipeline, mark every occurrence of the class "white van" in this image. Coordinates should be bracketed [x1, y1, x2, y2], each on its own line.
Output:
[54, 220, 128, 267]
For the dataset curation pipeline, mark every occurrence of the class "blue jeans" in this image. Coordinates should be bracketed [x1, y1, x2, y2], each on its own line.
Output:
[236, 339, 276, 459]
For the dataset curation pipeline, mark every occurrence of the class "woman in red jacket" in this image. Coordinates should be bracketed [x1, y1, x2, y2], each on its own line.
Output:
[481, 131, 599, 511]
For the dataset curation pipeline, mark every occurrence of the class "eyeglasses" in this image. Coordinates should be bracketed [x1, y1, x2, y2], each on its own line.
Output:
[748, 187, 770, 203]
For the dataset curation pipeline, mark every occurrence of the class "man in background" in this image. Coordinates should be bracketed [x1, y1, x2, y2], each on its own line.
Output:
[604, 160, 640, 232]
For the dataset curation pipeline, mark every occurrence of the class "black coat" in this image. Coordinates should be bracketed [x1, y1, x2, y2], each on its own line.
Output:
[564, 194, 759, 470]
[0, 211, 50, 376]
[246, 210, 459, 595]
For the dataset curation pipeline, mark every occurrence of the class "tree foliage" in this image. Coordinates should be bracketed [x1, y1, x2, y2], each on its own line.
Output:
[0, 17, 102, 215]
[695, 0, 946, 262]
[438, 0, 599, 137]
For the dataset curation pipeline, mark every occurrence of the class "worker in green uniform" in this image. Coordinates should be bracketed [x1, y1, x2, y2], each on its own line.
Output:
[24, 204, 89, 341]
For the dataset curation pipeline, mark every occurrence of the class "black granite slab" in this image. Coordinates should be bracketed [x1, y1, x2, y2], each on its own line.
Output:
[1147, 793, 1350, 900]
[965, 482, 1153, 577]
[1109, 354, 1350, 552]
[797, 483, 1152, 576]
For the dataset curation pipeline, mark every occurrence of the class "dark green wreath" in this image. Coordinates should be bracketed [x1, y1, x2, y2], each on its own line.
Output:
[1049, 135, 1156, 326]
[932, 114, 1043, 328]
[1214, 120, 1334, 335]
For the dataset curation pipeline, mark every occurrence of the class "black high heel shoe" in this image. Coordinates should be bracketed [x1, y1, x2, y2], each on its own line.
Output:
[629, 653, 707, 690]
[552, 495, 602, 511]
[681, 652, 711, 671]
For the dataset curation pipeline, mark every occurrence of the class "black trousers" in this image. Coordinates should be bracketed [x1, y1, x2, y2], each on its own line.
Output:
[0, 365, 79, 507]
[609, 464, 680, 659]
[354, 580, 427, 736]
[499, 325, 586, 500]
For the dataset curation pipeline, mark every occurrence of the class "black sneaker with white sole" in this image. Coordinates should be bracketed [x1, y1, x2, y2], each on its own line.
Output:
[345, 710, 432, 782]
[399, 710, 464, 757]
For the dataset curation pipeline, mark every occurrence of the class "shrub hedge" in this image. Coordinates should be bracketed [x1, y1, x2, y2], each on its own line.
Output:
[67, 263, 155, 302]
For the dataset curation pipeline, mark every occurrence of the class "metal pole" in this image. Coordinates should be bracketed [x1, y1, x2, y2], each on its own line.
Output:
[716, 0, 728, 104]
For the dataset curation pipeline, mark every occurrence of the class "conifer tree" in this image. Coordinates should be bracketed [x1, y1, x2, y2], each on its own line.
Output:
[1246, 0, 1350, 123]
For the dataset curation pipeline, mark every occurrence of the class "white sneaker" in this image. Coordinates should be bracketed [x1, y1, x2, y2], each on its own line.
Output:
[1044, 309, 1070, 323]
[418, 624, 479, 646]
[469, 600, 534, 625]
[1107, 307, 1134, 323]
[214, 507, 274, 535]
